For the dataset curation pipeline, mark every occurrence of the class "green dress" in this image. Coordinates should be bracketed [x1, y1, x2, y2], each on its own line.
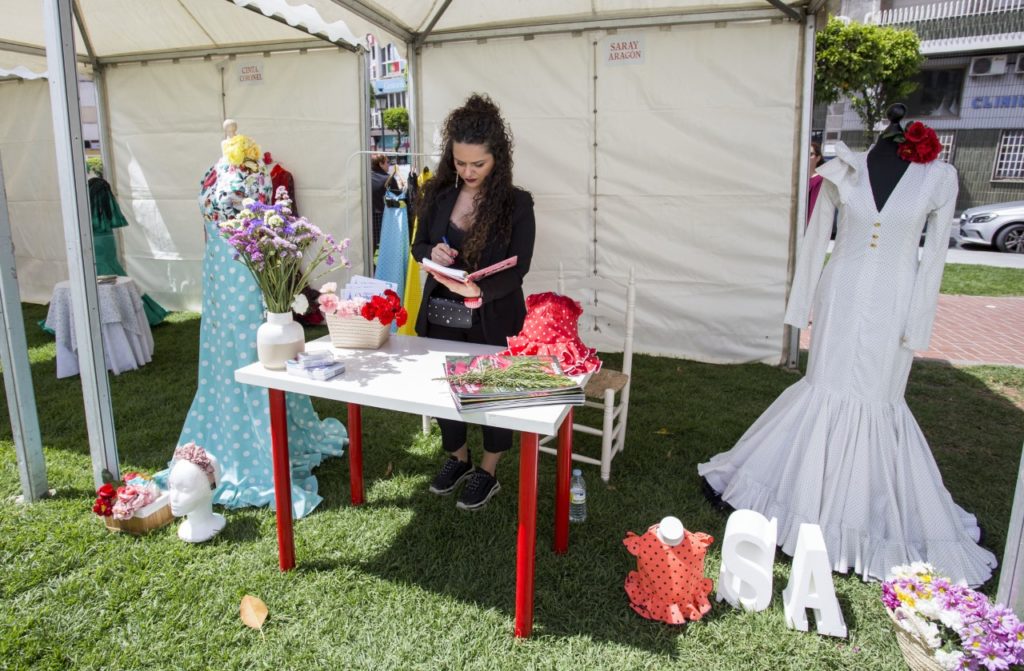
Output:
[87, 177, 167, 326]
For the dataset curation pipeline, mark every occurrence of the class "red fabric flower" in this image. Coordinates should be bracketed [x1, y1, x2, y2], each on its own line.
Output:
[360, 291, 406, 326]
[97, 483, 116, 499]
[897, 122, 942, 164]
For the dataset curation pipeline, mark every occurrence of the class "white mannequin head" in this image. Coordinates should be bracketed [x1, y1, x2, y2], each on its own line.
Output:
[656, 516, 685, 547]
[168, 443, 225, 543]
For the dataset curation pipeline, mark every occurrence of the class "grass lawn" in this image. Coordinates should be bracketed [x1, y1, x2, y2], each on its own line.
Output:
[941, 263, 1024, 296]
[2, 303, 1023, 670]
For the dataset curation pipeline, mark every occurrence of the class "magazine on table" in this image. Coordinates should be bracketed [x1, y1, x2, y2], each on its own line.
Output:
[421, 255, 517, 284]
[441, 354, 584, 412]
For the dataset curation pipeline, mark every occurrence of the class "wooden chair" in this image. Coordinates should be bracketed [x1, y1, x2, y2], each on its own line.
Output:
[539, 265, 635, 482]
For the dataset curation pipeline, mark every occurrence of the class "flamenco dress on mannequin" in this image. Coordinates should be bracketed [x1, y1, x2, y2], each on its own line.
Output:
[170, 158, 347, 519]
[698, 142, 996, 586]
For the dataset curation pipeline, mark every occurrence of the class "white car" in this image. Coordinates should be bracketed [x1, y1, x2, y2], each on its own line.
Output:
[959, 200, 1024, 253]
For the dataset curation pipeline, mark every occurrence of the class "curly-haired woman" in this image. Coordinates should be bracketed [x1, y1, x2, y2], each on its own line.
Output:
[411, 93, 536, 511]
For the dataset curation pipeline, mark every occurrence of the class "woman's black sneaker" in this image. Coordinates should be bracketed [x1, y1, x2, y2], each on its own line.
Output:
[429, 454, 473, 495]
[456, 470, 501, 511]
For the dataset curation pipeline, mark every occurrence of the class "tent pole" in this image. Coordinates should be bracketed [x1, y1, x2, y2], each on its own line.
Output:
[406, 39, 419, 163]
[359, 46, 374, 274]
[43, 0, 120, 488]
[784, 12, 816, 370]
[0, 155, 48, 502]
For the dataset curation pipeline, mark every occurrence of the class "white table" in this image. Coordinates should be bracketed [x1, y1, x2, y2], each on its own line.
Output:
[235, 334, 578, 638]
[46, 277, 154, 379]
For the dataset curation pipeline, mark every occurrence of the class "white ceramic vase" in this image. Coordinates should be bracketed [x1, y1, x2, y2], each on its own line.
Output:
[256, 311, 304, 370]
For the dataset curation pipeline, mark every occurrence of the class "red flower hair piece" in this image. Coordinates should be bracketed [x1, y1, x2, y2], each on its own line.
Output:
[897, 122, 942, 164]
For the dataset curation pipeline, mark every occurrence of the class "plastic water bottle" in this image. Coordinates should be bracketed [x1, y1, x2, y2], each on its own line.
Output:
[569, 468, 587, 523]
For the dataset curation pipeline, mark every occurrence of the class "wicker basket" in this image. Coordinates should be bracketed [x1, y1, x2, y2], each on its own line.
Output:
[325, 313, 390, 349]
[104, 493, 173, 535]
[886, 609, 943, 671]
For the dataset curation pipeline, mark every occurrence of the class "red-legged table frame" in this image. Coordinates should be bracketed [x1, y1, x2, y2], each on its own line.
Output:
[267, 392, 573, 638]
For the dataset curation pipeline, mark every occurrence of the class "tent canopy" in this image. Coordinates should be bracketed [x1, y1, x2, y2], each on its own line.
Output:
[0, 0, 815, 365]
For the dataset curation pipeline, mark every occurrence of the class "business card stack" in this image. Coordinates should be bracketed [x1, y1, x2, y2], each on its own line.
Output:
[285, 350, 346, 381]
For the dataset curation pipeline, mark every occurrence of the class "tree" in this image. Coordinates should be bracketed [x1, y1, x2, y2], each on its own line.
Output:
[815, 18, 923, 136]
[382, 107, 409, 152]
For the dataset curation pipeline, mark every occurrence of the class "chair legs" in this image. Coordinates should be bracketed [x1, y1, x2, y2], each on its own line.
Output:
[599, 389, 615, 483]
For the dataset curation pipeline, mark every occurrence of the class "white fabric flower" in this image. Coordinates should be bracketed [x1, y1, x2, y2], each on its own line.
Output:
[291, 293, 309, 314]
[934, 650, 964, 671]
[320, 281, 338, 294]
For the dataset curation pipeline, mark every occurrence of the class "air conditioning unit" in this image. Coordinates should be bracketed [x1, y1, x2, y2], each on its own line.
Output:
[1015, 55, 1024, 74]
[969, 55, 1008, 76]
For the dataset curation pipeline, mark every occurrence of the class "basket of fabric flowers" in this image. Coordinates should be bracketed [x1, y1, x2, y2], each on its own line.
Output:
[882, 562, 1024, 671]
[92, 472, 171, 535]
[318, 282, 406, 349]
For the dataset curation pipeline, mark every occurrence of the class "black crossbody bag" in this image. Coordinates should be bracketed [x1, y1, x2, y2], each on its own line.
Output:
[426, 296, 473, 328]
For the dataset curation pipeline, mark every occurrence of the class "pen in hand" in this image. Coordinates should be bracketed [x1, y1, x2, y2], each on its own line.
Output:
[442, 236, 457, 257]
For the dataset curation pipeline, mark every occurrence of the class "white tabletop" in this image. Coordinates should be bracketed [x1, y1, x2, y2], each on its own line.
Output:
[235, 334, 575, 436]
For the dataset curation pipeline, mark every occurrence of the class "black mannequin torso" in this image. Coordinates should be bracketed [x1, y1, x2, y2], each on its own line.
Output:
[866, 103, 911, 212]
[867, 130, 910, 212]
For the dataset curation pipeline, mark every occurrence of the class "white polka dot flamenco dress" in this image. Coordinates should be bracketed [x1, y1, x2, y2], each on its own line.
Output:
[169, 158, 347, 519]
[699, 142, 996, 586]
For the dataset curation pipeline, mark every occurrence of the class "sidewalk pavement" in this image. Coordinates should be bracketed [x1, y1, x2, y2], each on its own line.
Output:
[799, 295, 1024, 367]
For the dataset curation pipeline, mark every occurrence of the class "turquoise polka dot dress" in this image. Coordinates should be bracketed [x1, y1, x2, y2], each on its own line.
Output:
[171, 158, 347, 519]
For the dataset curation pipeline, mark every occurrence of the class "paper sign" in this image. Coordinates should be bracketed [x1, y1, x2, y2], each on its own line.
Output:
[604, 36, 645, 65]
[238, 63, 264, 85]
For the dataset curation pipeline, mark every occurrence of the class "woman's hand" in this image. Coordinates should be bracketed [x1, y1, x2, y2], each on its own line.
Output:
[430, 242, 458, 266]
[425, 270, 481, 299]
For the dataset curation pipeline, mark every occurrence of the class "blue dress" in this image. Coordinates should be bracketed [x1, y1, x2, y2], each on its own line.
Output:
[171, 158, 347, 519]
[374, 188, 409, 332]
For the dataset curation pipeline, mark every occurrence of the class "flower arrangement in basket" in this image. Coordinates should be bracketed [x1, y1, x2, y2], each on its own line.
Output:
[92, 472, 172, 535]
[219, 187, 351, 314]
[317, 282, 407, 349]
[882, 562, 1024, 671]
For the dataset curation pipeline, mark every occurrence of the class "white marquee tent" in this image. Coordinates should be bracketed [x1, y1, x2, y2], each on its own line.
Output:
[0, 0, 820, 366]
[0, 0, 822, 500]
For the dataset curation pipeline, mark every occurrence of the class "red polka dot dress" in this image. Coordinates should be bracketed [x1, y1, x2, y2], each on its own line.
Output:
[502, 292, 601, 375]
[623, 524, 714, 624]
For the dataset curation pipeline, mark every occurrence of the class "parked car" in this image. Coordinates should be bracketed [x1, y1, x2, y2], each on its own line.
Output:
[959, 200, 1024, 253]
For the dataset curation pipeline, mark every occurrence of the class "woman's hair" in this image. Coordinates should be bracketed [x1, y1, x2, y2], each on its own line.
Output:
[810, 141, 824, 169]
[417, 93, 516, 270]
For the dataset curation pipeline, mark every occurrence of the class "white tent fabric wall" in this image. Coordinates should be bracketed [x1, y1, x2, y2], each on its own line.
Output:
[0, 79, 64, 304]
[421, 22, 801, 363]
[106, 49, 363, 312]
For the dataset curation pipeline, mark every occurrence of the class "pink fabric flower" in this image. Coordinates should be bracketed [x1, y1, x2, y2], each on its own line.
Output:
[318, 292, 340, 315]
[172, 442, 217, 489]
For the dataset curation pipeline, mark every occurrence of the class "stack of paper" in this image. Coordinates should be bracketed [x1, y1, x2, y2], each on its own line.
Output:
[286, 351, 346, 380]
[442, 354, 584, 413]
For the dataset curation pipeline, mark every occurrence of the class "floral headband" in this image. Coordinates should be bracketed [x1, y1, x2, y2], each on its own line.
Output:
[173, 442, 217, 490]
[222, 134, 261, 169]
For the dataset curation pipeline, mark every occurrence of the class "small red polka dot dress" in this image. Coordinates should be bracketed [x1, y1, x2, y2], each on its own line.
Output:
[623, 524, 714, 624]
[502, 292, 601, 375]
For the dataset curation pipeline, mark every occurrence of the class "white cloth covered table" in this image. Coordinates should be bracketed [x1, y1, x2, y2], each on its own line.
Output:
[46, 277, 154, 378]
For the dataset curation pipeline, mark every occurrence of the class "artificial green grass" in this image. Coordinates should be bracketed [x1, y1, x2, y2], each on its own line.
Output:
[1, 303, 1022, 670]
[941, 263, 1024, 296]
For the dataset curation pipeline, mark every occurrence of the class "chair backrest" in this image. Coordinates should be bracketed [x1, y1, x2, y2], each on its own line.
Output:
[557, 264, 635, 379]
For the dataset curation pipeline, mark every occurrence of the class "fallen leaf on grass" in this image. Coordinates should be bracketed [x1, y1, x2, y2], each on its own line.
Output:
[240, 594, 269, 630]
[383, 461, 394, 478]
[653, 428, 674, 436]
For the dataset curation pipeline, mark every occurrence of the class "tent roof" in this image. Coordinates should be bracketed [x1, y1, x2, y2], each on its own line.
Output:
[1, 0, 808, 78]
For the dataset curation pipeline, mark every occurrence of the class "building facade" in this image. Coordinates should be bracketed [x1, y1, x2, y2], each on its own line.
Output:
[823, 0, 1024, 211]
[366, 34, 408, 157]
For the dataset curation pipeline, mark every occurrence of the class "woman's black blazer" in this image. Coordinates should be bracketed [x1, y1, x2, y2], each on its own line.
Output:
[411, 186, 536, 346]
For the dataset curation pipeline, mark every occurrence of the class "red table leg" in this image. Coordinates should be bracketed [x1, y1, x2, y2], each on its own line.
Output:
[515, 431, 540, 638]
[347, 403, 364, 505]
[554, 408, 573, 555]
[268, 388, 294, 571]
